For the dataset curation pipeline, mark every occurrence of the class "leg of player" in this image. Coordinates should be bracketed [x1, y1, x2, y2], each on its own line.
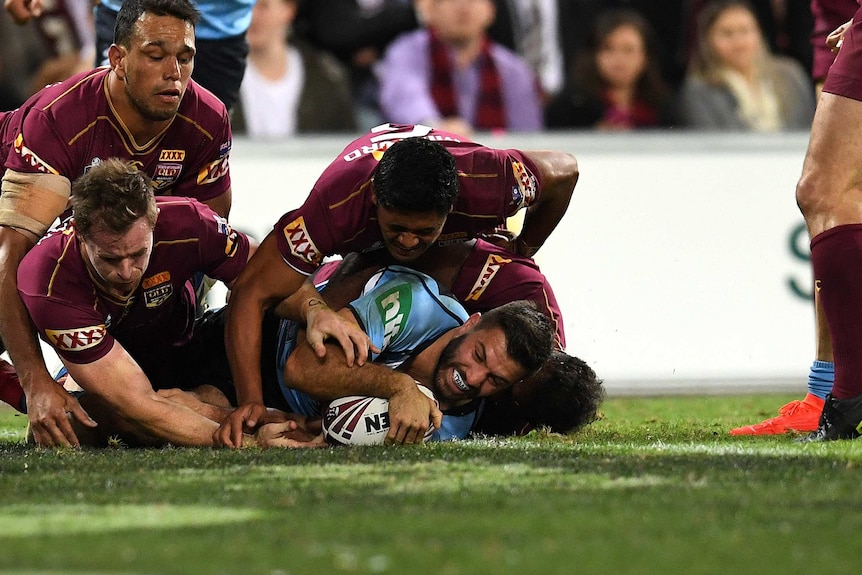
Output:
[0, 357, 26, 413]
[797, 89, 862, 441]
[729, 295, 832, 436]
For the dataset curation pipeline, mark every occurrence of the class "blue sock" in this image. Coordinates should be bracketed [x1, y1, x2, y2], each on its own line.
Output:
[807, 360, 834, 400]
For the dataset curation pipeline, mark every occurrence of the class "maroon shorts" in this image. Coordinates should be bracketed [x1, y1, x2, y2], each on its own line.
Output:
[811, 0, 859, 81]
[823, 3, 862, 101]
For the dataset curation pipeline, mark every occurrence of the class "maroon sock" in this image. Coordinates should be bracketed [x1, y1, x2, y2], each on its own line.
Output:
[0, 360, 25, 413]
[811, 224, 862, 399]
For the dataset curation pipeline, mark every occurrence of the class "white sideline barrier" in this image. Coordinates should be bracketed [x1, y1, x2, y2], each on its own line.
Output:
[228, 132, 817, 396]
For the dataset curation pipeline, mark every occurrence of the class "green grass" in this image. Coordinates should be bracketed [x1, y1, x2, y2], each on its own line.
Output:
[1, 394, 859, 575]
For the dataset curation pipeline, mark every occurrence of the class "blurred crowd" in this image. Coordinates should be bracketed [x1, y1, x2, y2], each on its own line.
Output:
[0, 0, 825, 136]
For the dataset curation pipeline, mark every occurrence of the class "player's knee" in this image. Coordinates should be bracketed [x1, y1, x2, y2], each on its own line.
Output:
[795, 170, 823, 218]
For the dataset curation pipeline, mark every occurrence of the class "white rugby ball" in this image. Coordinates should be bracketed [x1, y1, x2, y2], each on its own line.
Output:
[322, 384, 437, 446]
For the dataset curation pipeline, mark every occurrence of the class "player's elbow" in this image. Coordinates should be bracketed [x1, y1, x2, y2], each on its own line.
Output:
[556, 152, 579, 197]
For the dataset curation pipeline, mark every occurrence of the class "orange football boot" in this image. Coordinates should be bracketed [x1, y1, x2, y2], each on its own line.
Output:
[729, 393, 825, 436]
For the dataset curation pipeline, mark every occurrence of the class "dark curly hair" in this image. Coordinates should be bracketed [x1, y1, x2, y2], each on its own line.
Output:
[372, 137, 459, 215]
[475, 350, 604, 436]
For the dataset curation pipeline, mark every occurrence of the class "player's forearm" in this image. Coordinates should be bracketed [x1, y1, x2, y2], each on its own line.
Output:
[284, 341, 414, 401]
[518, 151, 578, 252]
[130, 397, 222, 446]
[0, 231, 55, 391]
[225, 305, 266, 406]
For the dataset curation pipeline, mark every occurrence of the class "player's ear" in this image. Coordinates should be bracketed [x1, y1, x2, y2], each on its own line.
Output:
[461, 313, 481, 331]
[108, 44, 126, 78]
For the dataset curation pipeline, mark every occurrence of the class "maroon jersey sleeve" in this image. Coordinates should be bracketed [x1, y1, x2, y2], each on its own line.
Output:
[823, 3, 862, 100]
[451, 239, 566, 349]
[177, 198, 250, 283]
[811, 0, 860, 81]
[274, 192, 344, 276]
[5, 69, 111, 179]
[424, 143, 543, 244]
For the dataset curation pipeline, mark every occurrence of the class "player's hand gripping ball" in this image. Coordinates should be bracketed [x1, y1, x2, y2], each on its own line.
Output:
[322, 384, 437, 446]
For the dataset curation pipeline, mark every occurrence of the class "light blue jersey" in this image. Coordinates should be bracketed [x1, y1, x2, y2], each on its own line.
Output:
[98, 0, 253, 39]
[274, 266, 479, 440]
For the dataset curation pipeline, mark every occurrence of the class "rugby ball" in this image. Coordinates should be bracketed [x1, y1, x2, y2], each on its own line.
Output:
[322, 384, 437, 446]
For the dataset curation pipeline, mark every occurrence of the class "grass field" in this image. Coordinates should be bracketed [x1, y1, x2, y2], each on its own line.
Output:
[1, 393, 860, 575]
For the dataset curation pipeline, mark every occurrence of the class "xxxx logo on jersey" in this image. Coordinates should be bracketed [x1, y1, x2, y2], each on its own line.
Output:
[465, 254, 512, 301]
[197, 156, 229, 185]
[13, 134, 59, 175]
[45, 325, 106, 351]
[282, 216, 322, 266]
[375, 285, 412, 349]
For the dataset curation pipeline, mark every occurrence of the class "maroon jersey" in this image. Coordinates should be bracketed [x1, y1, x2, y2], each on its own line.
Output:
[274, 123, 541, 275]
[451, 239, 566, 350]
[823, 2, 862, 100]
[1, 68, 231, 203]
[18, 197, 249, 366]
[811, 0, 859, 81]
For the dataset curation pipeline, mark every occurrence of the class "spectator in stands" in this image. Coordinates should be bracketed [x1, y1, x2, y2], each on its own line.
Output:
[679, 0, 815, 131]
[378, 0, 543, 135]
[545, 9, 675, 130]
[293, 0, 421, 131]
[2, 0, 94, 107]
[232, 0, 357, 137]
[2, 0, 95, 99]
[487, 0, 565, 99]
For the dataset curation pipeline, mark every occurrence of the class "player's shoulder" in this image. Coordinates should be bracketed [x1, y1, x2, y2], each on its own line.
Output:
[471, 239, 542, 274]
[175, 80, 230, 131]
[152, 197, 220, 235]
[22, 68, 108, 122]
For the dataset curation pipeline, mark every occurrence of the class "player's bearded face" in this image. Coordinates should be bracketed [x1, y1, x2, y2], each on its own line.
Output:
[124, 15, 195, 121]
[432, 326, 524, 407]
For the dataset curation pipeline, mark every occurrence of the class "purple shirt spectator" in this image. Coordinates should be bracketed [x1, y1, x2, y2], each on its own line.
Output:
[378, 29, 543, 132]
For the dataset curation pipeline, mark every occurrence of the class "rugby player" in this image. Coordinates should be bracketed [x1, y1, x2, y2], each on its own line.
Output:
[730, 0, 859, 436]
[0, 0, 232, 446]
[220, 123, 579, 445]
[794, 1, 862, 440]
[17, 159, 251, 447]
[270, 242, 602, 440]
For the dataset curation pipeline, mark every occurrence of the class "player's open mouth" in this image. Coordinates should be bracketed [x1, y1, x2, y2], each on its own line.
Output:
[452, 369, 469, 393]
